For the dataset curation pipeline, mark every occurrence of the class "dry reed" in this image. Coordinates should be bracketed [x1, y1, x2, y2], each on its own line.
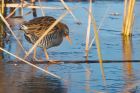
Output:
[1, 0, 4, 14]
[0, 13, 27, 54]
[0, 47, 61, 79]
[84, 0, 105, 82]
[122, 0, 128, 34]
[60, 0, 80, 23]
[122, 0, 135, 36]
[85, 0, 92, 52]
[90, 13, 106, 82]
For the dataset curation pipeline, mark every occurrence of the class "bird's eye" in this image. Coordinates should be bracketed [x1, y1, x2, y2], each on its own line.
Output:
[21, 25, 28, 30]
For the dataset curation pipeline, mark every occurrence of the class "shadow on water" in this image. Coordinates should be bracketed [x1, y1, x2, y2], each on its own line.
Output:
[121, 36, 138, 93]
[19, 76, 67, 93]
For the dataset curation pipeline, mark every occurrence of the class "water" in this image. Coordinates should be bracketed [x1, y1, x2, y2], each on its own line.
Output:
[0, 1, 140, 93]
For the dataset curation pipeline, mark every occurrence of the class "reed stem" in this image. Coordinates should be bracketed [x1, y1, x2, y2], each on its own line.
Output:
[85, 0, 92, 52]
[90, 13, 105, 82]
[1, 0, 4, 15]
[122, 0, 135, 36]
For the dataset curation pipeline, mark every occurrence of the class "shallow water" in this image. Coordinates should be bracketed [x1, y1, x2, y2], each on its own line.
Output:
[0, 1, 140, 93]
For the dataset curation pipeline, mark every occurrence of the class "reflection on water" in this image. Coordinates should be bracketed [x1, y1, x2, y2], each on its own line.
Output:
[85, 64, 91, 93]
[122, 36, 135, 93]
[0, 63, 67, 93]
[20, 76, 67, 93]
[122, 36, 133, 76]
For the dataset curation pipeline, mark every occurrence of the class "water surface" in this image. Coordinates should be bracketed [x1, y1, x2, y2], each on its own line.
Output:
[0, 1, 140, 93]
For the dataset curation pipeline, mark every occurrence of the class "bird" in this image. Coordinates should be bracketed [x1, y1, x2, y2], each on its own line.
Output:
[19, 16, 72, 61]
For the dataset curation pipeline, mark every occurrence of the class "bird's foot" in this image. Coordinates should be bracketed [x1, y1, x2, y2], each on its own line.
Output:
[48, 60, 64, 64]
[32, 57, 44, 62]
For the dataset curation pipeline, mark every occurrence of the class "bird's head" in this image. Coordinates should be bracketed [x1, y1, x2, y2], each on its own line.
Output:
[63, 24, 72, 44]
[19, 25, 28, 33]
[19, 25, 33, 42]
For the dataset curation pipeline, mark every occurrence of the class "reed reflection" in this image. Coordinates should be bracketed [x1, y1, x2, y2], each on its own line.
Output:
[122, 36, 134, 93]
[85, 63, 91, 93]
[122, 36, 133, 77]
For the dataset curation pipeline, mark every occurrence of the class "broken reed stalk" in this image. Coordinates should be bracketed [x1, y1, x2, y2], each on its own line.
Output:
[85, 0, 92, 52]
[24, 11, 70, 59]
[0, 13, 27, 54]
[38, 0, 45, 16]
[60, 0, 80, 23]
[122, 0, 135, 36]
[0, 47, 61, 79]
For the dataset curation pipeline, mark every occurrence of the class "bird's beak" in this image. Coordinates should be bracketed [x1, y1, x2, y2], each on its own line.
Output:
[65, 35, 72, 44]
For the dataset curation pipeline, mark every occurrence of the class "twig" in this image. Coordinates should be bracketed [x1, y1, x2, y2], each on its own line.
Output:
[0, 47, 61, 79]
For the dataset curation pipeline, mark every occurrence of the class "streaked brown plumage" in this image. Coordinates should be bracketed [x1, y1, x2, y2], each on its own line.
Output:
[20, 16, 71, 61]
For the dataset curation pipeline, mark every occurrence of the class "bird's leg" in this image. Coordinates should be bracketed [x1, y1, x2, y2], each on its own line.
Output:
[43, 48, 60, 64]
[43, 48, 49, 60]
[33, 48, 43, 61]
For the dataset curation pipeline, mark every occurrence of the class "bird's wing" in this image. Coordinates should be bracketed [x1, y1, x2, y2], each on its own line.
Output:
[23, 16, 62, 37]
